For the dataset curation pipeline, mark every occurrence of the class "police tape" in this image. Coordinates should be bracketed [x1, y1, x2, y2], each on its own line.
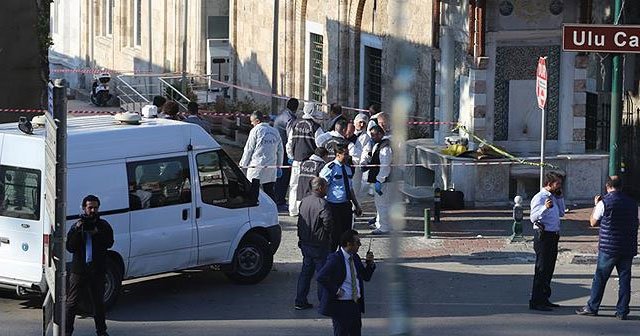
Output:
[239, 160, 547, 169]
[0, 108, 117, 115]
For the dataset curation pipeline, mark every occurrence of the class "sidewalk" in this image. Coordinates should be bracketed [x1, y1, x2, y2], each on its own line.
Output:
[275, 202, 604, 266]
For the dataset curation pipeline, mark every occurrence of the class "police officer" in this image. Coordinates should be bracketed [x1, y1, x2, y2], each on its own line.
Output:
[362, 125, 393, 235]
[274, 98, 299, 209]
[317, 118, 351, 162]
[297, 147, 329, 202]
[285, 102, 325, 216]
[320, 145, 362, 251]
[239, 111, 284, 202]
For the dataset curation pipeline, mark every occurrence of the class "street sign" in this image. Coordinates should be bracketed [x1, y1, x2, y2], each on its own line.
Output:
[563, 24, 640, 53]
[536, 57, 547, 109]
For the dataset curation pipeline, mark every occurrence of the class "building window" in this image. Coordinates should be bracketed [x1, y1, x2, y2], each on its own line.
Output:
[207, 16, 229, 39]
[363, 46, 382, 108]
[308, 33, 324, 102]
[134, 0, 142, 46]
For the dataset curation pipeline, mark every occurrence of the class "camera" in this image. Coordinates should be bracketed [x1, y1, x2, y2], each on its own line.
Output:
[81, 218, 96, 231]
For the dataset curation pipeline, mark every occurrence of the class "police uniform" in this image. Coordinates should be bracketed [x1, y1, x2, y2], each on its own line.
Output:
[317, 131, 350, 162]
[286, 118, 324, 216]
[320, 160, 355, 250]
[363, 137, 393, 233]
[297, 154, 326, 201]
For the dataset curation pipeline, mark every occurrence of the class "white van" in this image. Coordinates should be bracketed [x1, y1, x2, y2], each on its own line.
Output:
[0, 115, 281, 307]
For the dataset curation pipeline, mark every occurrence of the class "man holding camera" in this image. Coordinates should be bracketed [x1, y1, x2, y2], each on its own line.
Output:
[529, 172, 565, 311]
[66, 195, 114, 336]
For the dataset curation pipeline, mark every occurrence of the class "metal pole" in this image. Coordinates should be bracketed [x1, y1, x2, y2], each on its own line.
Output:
[52, 80, 68, 336]
[181, 0, 189, 95]
[609, 0, 623, 175]
[539, 108, 546, 189]
[424, 208, 431, 239]
[271, 0, 280, 115]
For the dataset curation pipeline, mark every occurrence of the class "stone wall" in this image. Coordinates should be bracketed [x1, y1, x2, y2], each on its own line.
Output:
[230, 0, 435, 118]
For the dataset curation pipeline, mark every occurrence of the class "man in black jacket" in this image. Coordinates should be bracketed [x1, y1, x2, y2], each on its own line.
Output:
[66, 195, 114, 336]
[295, 177, 333, 310]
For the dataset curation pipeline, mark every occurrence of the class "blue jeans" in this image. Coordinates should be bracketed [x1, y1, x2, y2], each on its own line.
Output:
[295, 243, 329, 305]
[587, 251, 633, 316]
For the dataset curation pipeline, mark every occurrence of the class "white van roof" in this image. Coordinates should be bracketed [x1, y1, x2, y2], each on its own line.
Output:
[0, 115, 221, 164]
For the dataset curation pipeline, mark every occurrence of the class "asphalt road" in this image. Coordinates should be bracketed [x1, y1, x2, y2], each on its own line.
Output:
[2, 257, 639, 335]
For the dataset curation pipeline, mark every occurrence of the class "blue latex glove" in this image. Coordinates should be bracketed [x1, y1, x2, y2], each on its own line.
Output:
[277, 168, 283, 178]
[287, 158, 294, 165]
[374, 181, 383, 196]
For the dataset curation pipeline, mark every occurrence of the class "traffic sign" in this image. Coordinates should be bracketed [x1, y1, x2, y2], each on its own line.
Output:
[536, 57, 547, 109]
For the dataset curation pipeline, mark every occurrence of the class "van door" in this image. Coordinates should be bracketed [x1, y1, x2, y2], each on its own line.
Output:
[126, 155, 197, 277]
[0, 165, 44, 286]
[191, 150, 251, 265]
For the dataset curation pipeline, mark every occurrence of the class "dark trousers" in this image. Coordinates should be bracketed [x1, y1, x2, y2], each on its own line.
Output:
[262, 182, 276, 202]
[587, 251, 633, 316]
[295, 243, 329, 305]
[66, 271, 107, 335]
[331, 300, 362, 336]
[274, 158, 291, 205]
[530, 230, 559, 305]
[328, 201, 353, 251]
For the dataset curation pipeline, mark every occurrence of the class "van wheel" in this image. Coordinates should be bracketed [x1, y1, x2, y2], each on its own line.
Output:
[103, 257, 123, 310]
[224, 233, 273, 285]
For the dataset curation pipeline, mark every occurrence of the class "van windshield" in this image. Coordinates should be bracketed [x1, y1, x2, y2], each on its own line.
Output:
[0, 165, 41, 220]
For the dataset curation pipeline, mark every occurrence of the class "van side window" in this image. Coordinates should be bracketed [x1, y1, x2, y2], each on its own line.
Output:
[196, 150, 249, 208]
[0, 165, 41, 220]
[127, 156, 191, 210]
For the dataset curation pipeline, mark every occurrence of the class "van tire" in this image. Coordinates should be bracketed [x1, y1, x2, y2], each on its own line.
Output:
[103, 257, 123, 310]
[224, 233, 273, 285]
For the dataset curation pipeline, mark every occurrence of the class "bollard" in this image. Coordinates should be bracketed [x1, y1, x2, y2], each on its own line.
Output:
[424, 208, 432, 238]
[510, 195, 525, 242]
[433, 188, 441, 223]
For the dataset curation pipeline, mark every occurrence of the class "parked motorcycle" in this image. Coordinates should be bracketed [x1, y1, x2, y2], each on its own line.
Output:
[91, 72, 113, 107]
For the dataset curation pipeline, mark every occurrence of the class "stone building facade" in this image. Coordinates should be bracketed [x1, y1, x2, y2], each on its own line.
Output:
[50, 0, 229, 92]
[230, 0, 436, 123]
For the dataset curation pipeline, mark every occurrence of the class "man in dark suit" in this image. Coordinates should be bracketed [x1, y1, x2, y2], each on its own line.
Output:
[317, 230, 376, 336]
[65, 195, 114, 336]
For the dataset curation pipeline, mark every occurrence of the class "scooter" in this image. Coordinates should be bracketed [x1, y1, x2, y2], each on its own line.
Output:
[91, 72, 113, 107]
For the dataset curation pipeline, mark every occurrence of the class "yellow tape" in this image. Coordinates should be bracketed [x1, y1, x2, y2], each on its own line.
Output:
[453, 124, 559, 169]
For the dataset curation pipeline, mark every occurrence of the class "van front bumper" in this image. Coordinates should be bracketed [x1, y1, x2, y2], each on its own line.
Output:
[266, 225, 282, 255]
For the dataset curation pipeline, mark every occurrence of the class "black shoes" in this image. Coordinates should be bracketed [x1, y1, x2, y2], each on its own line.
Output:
[529, 302, 553, 311]
[575, 306, 598, 316]
[544, 301, 560, 308]
[294, 302, 313, 310]
[615, 313, 628, 320]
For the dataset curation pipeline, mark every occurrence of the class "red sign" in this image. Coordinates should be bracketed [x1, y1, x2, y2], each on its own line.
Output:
[563, 24, 640, 53]
[536, 57, 547, 109]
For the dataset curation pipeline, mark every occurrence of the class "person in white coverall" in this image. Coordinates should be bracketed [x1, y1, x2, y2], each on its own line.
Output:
[350, 113, 370, 199]
[286, 102, 325, 216]
[361, 123, 393, 235]
[239, 111, 284, 202]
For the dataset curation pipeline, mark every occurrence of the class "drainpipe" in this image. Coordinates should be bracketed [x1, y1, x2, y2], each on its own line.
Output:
[474, 0, 486, 60]
[439, 2, 455, 144]
[430, 0, 440, 139]
[271, 0, 280, 114]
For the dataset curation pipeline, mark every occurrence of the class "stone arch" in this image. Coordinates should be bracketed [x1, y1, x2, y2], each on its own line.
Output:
[295, 0, 308, 99]
[349, 0, 367, 108]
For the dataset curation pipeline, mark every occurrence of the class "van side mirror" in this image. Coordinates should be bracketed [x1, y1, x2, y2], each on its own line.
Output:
[249, 178, 260, 204]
